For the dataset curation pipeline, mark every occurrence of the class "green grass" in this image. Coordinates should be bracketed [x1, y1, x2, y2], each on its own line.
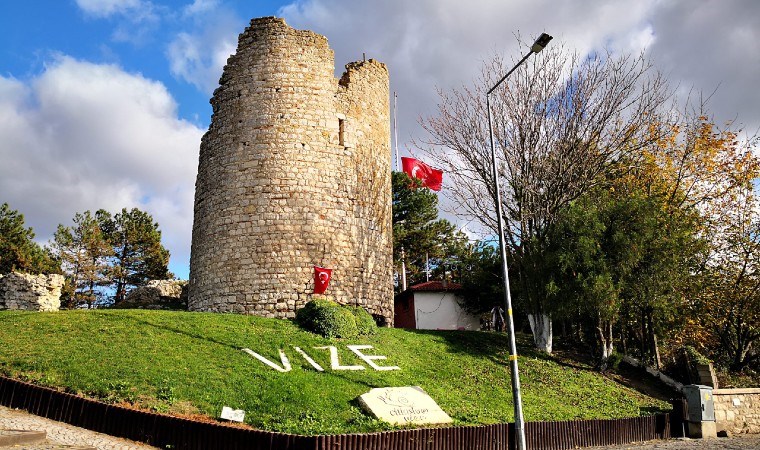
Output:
[0, 310, 668, 434]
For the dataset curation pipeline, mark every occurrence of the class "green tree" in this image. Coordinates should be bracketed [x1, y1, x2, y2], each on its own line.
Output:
[392, 172, 467, 290]
[99, 208, 171, 303]
[421, 45, 671, 353]
[0, 203, 60, 274]
[458, 241, 504, 313]
[545, 176, 703, 369]
[53, 211, 113, 308]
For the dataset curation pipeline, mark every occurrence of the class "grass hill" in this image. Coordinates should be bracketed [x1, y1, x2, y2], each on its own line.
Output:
[0, 310, 669, 435]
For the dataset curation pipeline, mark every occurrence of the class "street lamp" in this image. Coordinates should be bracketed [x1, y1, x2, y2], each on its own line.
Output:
[486, 32, 552, 450]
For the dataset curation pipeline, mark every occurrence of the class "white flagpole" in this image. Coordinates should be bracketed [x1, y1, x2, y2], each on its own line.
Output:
[426, 252, 430, 282]
[394, 91, 400, 172]
[394, 91, 408, 291]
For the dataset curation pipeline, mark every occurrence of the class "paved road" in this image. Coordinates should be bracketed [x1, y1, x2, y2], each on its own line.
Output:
[0, 406, 157, 450]
[3, 404, 760, 449]
[591, 435, 760, 449]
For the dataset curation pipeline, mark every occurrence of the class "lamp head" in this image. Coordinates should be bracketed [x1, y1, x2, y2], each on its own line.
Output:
[531, 33, 553, 53]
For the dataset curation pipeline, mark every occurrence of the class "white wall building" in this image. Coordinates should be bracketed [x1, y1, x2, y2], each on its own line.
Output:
[394, 281, 481, 331]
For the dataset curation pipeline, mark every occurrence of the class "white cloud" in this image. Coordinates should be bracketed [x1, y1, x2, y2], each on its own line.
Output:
[183, 0, 221, 17]
[76, 0, 154, 20]
[76, 0, 161, 45]
[76, 0, 140, 17]
[645, 0, 760, 134]
[166, 9, 240, 94]
[0, 56, 203, 277]
[279, 0, 660, 158]
[278, 0, 759, 143]
[277, 0, 760, 238]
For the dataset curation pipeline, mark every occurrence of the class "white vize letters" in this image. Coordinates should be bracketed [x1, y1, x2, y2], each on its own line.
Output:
[347, 345, 400, 371]
[242, 348, 292, 373]
[242, 345, 400, 372]
[294, 346, 324, 372]
[315, 346, 365, 370]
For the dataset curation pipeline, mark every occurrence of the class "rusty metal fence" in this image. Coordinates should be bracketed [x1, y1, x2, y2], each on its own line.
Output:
[0, 376, 673, 449]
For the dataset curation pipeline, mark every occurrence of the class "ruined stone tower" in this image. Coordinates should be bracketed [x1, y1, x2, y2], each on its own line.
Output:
[188, 17, 394, 323]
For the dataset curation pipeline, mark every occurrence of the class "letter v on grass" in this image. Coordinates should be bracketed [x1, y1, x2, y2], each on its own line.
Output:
[242, 348, 292, 372]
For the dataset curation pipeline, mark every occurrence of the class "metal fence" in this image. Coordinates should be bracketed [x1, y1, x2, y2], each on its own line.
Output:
[0, 376, 672, 449]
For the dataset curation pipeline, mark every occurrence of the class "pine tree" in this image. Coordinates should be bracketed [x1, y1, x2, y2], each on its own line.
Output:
[99, 208, 171, 304]
[392, 172, 466, 289]
[53, 211, 112, 308]
[0, 203, 59, 274]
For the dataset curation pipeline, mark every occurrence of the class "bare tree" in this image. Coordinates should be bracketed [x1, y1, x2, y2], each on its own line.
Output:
[419, 42, 671, 353]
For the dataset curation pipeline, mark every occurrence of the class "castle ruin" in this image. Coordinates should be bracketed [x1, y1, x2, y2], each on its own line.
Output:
[188, 17, 394, 323]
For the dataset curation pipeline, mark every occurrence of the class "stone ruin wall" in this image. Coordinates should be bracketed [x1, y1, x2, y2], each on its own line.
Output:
[0, 272, 64, 311]
[188, 17, 393, 323]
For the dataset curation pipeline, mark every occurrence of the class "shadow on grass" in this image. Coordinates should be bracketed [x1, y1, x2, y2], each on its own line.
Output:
[398, 328, 555, 364]
[98, 311, 247, 352]
[405, 329, 553, 360]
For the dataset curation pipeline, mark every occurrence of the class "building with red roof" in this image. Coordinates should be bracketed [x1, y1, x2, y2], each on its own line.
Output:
[394, 280, 481, 330]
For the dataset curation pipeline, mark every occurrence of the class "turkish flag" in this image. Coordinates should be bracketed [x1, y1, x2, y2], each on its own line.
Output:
[401, 157, 443, 191]
[313, 266, 332, 294]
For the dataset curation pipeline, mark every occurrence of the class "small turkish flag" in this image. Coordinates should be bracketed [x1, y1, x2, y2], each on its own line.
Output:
[313, 266, 332, 294]
[401, 157, 443, 191]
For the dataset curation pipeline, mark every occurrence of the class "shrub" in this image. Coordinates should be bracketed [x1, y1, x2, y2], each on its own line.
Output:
[605, 351, 623, 372]
[683, 345, 711, 365]
[295, 299, 358, 339]
[348, 306, 377, 336]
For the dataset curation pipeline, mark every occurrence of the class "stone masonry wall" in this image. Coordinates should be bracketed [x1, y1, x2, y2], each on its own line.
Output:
[714, 388, 760, 434]
[0, 272, 64, 311]
[188, 17, 393, 323]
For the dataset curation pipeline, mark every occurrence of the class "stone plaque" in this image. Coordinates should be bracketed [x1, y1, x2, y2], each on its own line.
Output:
[220, 406, 245, 422]
[358, 386, 453, 425]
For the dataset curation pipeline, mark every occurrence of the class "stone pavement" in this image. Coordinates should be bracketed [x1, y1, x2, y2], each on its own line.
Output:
[3, 404, 760, 449]
[590, 435, 760, 449]
[0, 406, 157, 450]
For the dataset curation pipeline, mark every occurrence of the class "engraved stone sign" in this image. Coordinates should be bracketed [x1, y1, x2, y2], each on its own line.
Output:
[220, 406, 245, 423]
[357, 386, 453, 425]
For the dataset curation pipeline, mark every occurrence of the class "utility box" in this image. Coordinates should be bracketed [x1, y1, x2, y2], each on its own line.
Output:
[682, 384, 716, 438]
[683, 384, 715, 422]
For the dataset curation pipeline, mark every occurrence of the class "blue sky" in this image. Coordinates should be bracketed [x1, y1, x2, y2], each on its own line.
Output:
[2, 0, 759, 280]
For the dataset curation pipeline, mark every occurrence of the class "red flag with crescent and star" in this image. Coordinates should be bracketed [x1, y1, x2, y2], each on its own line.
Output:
[313, 266, 332, 294]
[401, 157, 443, 191]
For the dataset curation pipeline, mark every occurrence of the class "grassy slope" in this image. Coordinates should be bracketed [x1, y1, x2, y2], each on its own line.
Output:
[0, 310, 667, 434]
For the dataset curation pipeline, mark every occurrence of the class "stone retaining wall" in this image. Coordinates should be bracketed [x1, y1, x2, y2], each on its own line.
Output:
[189, 17, 393, 323]
[714, 388, 760, 434]
[0, 272, 64, 311]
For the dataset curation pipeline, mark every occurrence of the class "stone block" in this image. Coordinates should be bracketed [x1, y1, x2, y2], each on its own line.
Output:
[358, 386, 453, 426]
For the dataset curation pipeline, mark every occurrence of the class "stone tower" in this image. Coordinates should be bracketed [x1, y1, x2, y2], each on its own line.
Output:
[188, 17, 394, 323]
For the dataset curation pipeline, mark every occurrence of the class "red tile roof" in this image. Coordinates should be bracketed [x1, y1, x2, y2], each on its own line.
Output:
[407, 280, 462, 292]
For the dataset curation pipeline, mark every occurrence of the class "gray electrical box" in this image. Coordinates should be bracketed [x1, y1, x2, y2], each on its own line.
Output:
[682, 384, 715, 422]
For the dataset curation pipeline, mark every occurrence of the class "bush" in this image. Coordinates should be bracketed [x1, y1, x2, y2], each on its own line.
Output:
[295, 299, 358, 339]
[605, 351, 623, 372]
[348, 306, 377, 336]
[683, 345, 711, 365]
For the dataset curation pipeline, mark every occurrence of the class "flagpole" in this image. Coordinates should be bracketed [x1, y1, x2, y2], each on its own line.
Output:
[426, 252, 430, 282]
[394, 91, 408, 291]
[394, 92, 400, 172]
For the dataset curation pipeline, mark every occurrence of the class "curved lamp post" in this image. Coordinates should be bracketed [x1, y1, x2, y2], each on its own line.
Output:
[486, 32, 552, 450]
